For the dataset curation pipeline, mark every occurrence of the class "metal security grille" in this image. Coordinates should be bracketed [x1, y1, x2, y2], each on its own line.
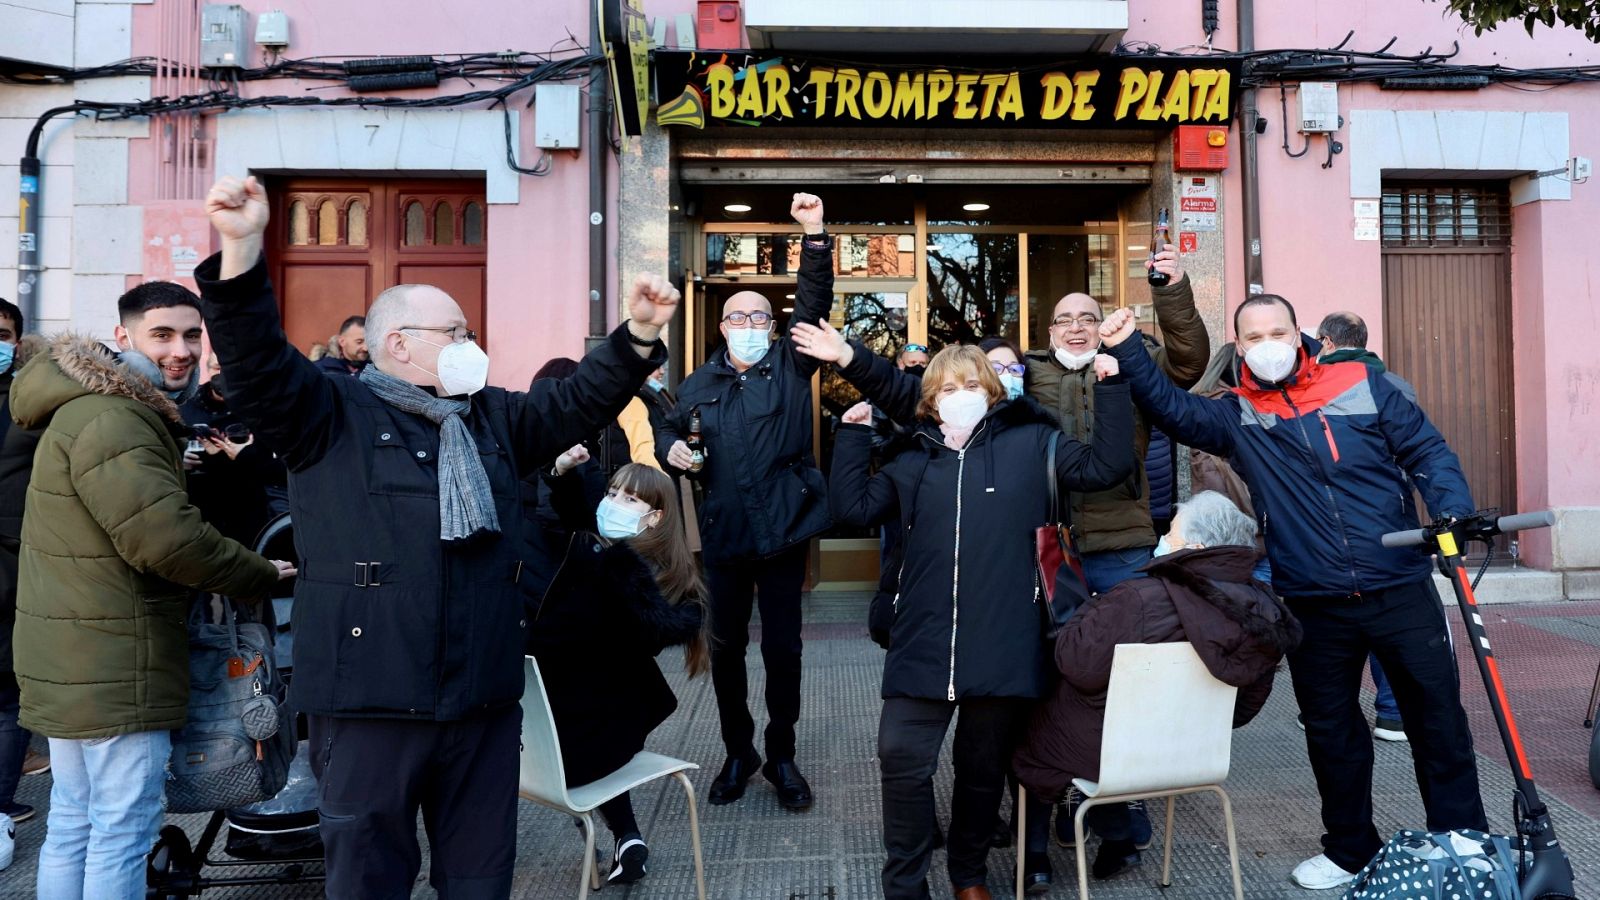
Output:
[1381, 184, 1512, 249]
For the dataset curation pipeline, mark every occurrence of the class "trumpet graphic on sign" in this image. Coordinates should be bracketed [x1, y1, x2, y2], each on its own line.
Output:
[657, 85, 708, 129]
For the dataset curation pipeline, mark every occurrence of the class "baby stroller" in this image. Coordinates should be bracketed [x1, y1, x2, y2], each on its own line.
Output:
[147, 513, 327, 898]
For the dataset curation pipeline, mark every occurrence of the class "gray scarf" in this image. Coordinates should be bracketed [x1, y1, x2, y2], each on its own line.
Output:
[359, 366, 501, 541]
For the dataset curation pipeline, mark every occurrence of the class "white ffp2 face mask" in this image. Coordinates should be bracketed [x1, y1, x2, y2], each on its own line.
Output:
[938, 390, 989, 429]
[1054, 347, 1098, 371]
[409, 333, 490, 396]
[1243, 339, 1298, 385]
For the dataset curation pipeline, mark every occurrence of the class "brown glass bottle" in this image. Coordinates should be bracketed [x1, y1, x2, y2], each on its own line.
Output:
[687, 406, 706, 473]
[1147, 207, 1172, 287]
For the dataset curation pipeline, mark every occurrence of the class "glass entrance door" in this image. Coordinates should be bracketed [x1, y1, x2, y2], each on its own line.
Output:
[685, 186, 1129, 588]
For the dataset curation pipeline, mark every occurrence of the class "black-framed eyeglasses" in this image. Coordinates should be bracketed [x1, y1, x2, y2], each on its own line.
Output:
[1051, 314, 1101, 329]
[991, 362, 1027, 378]
[401, 325, 478, 344]
[722, 311, 773, 328]
[901, 343, 929, 354]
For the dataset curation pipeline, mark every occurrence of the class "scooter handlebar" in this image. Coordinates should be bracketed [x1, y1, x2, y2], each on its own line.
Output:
[1495, 510, 1556, 534]
[1381, 528, 1428, 549]
[1380, 510, 1555, 549]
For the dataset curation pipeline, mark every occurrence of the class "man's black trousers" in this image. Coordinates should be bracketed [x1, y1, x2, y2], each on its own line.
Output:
[307, 705, 519, 900]
[706, 543, 808, 761]
[1285, 578, 1487, 872]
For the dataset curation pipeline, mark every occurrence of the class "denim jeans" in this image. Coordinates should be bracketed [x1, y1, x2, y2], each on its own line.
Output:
[0, 673, 30, 809]
[1080, 546, 1155, 596]
[37, 731, 171, 900]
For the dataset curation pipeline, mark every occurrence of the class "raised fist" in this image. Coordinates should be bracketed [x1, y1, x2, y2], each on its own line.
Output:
[206, 176, 270, 241]
[626, 274, 681, 330]
[1098, 308, 1139, 348]
[842, 401, 873, 426]
[791, 193, 825, 235]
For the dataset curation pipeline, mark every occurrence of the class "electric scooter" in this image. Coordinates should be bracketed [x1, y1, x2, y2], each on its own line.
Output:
[1382, 509, 1577, 899]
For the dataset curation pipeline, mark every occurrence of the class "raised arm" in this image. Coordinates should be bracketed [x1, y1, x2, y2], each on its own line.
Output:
[829, 406, 900, 528]
[507, 276, 675, 471]
[1101, 308, 1238, 458]
[1147, 246, 1211, 388]
[785, 193, 836, 380]
[1051, 378, 1136, 492]
[791, 322, 923, 424]
[197, 176, 338, 470]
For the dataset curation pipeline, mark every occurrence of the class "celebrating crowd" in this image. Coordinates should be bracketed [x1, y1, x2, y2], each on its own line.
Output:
[0, 179, 1486, 900]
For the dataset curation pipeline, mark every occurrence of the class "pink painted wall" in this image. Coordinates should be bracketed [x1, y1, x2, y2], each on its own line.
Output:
[125, 0, 620, 392]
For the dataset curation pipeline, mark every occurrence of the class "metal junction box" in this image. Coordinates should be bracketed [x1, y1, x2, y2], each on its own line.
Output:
[201, 4, 251, 68]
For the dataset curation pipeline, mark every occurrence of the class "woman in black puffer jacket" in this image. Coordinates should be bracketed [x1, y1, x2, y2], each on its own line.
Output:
[826, 343, 1135, 900]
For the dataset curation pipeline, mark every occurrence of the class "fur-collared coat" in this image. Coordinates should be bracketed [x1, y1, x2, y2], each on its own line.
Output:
[1012, 546, 1301, 802]
[9, 335, 278, 738]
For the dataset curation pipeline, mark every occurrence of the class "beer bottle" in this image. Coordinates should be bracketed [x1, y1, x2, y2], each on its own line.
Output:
[1147, 207, 1171, 287]
[687, 406, 706, 473]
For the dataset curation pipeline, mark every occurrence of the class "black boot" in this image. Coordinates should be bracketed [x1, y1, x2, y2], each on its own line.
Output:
[708, 751, 761, 806]
[762, 759, 814, 810]
[1092, 838, 1141, 880]
[1024, 850, 1053, 894]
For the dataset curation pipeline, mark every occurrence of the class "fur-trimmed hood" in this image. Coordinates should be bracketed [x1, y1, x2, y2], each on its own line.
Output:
[10, 334, 184, 431]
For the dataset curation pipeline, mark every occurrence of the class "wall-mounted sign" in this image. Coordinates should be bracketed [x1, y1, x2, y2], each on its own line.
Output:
[655, 52, 1241, 130]
[601, 0, 651, 136]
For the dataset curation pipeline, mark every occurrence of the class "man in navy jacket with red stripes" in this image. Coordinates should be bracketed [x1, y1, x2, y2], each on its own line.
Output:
[1098, 295, 1485, 892]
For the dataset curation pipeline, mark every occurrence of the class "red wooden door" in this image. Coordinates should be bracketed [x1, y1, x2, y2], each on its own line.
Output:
[268, 179, 488, 356]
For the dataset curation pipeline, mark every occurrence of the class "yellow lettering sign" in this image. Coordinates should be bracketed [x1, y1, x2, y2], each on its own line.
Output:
[1070, 70, 1100, 121]
[891, 71, 926, 119]
[1202, 71, 1231, 120]
[736, 69, 764, 118]
[1040, 72, 1070, 120]
[928, 70, 954, 117]
[708, 63, 736, 118]
[834, 68, 863, 119]
[763, 65, 794, 118]
[996, 72, 1024, 120]
[1136, 70, 1166, 120]
[953, 73, 980, 119]
[1189, 69, 1219, 118]
[863, 71, 893, 118]
[808, 68, 834, 119]
[1161, 70, 1190, 120]
[1115, 68, 1148, 120]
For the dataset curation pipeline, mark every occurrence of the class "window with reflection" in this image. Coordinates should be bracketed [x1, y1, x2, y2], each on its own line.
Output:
[926, 232, 1020, 347]
[403, 201, 425, 246]
[346, 200, 368, 246]
[287, 200, 309, 246]
[463, 202, 485, 245]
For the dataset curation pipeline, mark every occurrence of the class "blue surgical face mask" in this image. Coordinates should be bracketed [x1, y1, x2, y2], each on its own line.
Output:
[0, 341, 13, 373]
[999, 372, 1024, 401]
[1153, 536, 1175, 558]
[596, 497, 655, 541]
[647, 377, 666, 393]
[727, 326, 772, 365]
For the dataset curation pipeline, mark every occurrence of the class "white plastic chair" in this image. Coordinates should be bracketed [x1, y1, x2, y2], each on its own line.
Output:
[518, 656, 708, 899]
[1015, 642, 1243, 900]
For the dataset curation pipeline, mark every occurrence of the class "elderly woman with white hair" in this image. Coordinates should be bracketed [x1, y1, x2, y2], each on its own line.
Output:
[1012, 491, 1303, 881]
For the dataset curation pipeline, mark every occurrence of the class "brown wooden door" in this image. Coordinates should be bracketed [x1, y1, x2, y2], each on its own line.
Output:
[1381, 183, 1517, 548]
[268, 179, 488, 356]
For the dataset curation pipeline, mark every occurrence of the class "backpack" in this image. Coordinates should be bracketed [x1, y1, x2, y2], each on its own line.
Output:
[1343, 829, 1523, 900]
[165, 597, 295, 814]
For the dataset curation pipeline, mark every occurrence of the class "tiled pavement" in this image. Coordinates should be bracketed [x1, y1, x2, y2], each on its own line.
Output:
[6, 595, 1600, 898]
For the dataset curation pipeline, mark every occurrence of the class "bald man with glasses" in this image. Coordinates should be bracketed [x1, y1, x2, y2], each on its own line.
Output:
[659, 193, 833, 811]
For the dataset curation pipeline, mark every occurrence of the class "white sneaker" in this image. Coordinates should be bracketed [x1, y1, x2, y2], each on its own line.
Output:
[1290, 853, 1358, 890]
[1373, 717, 1408, 742]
